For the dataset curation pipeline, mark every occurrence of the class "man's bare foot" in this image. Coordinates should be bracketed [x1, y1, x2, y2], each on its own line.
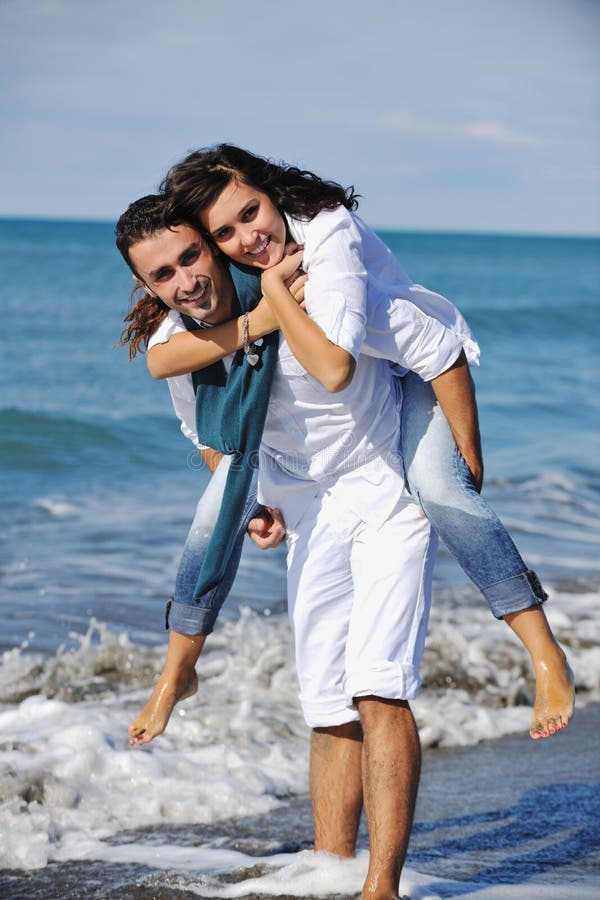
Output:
[530, 650, 575, 740]
[128, 668, 198, 746]
[362, 889, 403, 900]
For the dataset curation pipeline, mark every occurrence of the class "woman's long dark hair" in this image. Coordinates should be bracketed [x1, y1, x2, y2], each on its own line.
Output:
[163, 144, 360, 228]
[115, 194, 171, 359]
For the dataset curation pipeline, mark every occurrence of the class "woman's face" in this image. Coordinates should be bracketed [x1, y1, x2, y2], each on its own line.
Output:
[201, 179, 287, 269]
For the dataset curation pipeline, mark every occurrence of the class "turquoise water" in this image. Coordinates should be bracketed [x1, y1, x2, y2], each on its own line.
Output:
[2, 219, 598, 652]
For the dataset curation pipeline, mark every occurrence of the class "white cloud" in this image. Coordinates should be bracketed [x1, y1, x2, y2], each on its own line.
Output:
[378, 111, 540, 148]
[463, 120, 539, 147]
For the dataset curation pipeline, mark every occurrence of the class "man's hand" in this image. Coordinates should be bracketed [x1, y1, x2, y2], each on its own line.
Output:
[247, 507, 286, 549]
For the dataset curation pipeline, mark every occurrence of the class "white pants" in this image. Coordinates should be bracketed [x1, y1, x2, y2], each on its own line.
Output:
[286, 486, 437, 728]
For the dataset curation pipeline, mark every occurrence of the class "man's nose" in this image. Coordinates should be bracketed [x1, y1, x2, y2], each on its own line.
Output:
[178, 268, 197, 293]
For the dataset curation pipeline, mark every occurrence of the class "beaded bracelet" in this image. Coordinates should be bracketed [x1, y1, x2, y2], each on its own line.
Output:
[241, 312, 261, 367]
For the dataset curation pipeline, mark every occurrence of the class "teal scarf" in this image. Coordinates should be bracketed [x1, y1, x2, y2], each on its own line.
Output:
[182, 262, 278, 599]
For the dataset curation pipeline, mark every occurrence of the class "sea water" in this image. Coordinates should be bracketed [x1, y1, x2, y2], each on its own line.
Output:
[0, 220, 599, 896]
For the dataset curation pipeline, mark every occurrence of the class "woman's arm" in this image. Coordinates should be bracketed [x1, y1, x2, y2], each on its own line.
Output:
[147, 297, 278, 379]
[265, 208, 368, 392]
[261, 249, 356, 392]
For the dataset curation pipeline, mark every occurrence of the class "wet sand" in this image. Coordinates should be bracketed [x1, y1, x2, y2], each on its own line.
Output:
[410, 700, 600, 894]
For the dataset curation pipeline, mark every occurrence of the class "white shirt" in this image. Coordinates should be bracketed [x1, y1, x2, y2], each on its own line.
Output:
[148, 311, 233, 449]
[287, 208, 479, 377]
[149, 210, 478, 527]
[258, 210, 412, 528]
[258, 347, 406, 531]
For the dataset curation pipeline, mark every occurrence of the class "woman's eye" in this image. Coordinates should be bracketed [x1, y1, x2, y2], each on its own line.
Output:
[242, 205, 258, 222]
[216, 227, 231, 240]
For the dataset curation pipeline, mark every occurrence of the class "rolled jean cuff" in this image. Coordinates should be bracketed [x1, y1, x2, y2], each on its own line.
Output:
[483, 570, 548, 619]
[166, 598, 219, 636]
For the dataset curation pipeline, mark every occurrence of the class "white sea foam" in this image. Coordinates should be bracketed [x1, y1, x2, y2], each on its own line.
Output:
[172, 848, 598, 899]
[0, 584, 598, 874]
[34, 496, 77, 517]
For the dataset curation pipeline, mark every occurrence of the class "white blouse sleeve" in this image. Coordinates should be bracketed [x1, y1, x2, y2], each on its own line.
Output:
[300, 208, 368, 360]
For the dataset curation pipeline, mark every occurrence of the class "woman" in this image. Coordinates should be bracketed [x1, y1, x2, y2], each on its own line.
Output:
[117, 191, 456, 900]
[154, 144, 574, 742]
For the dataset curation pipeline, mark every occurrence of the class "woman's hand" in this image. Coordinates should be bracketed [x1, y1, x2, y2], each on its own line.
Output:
[286, 269, 308, 307]
[258, 241, 355, 392]
[261, 244, 305, 294]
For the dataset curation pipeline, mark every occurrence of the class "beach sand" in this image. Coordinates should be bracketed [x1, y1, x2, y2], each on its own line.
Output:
[407, 700, 599, 896]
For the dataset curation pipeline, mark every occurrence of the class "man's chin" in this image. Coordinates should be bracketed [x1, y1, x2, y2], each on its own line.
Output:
[181, 302, 212, 319]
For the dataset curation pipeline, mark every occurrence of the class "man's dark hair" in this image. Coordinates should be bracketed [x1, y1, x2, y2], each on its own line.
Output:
[115, 194, 172, 274]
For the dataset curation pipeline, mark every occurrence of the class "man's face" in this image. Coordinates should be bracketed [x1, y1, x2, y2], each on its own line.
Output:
[129, 224, 233, 325]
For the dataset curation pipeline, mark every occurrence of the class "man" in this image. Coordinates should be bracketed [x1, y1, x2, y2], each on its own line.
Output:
[116, 196, 477, 900]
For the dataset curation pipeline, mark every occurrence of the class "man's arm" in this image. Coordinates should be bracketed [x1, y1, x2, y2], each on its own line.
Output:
[199, 447, 223, 474]
[200, 447, 286, 548]
[429, 351, 484, 492]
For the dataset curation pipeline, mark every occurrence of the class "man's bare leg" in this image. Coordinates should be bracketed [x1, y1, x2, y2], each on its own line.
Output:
[310, 721, 363, 857]
[503, 607, 574, 739]
[356, 697, 420, 900]
[128, 630, 205, 745]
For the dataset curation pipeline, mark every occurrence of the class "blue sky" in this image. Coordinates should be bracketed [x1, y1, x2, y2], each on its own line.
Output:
[1, 0, 598, 234]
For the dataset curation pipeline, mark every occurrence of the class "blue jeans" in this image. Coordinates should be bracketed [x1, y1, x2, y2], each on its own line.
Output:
[167, 374, 547, 636]
[401, 371, 547, 618]
[167, 456, 261, 636]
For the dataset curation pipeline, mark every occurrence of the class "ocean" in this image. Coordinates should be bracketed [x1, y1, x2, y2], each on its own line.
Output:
[1, 219, 599, 898]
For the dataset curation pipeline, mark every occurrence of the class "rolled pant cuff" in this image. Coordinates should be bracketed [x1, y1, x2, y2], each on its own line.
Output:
[483, 570, 548, 619]
[165, 598, 218, 636]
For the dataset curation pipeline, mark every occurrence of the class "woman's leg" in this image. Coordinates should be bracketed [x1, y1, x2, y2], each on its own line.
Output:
[400, 371, 574, 738]
[168, 456, 253, 636]
[401, 372, 541, 611]
[128, 457, 255, 744]
[128, 630, 205, 745]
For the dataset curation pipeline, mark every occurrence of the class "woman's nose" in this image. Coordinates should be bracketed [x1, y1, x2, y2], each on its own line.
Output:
[239, 224, 257, 249]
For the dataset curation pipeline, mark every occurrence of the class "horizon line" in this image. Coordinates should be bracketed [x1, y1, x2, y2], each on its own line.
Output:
[0, 214, 598, 241]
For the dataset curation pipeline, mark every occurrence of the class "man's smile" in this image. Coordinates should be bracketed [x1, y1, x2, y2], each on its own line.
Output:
[181, 282, 211, 308]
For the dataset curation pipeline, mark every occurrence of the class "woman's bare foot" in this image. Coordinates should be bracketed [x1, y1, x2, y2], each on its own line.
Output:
[128, 668, 198, 745]
[529, 650, 575, 740]
[503, 608, 575, 741]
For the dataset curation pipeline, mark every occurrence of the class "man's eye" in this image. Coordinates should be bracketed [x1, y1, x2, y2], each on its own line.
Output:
[182, 249, 200, 266]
